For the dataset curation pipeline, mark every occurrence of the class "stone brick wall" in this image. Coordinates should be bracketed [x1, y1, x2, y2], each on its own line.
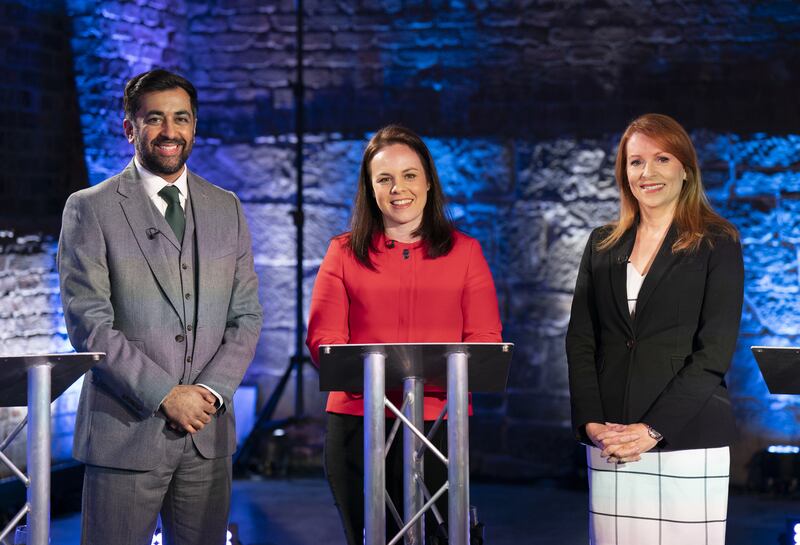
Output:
[66, 0, 190, 184]
[66, 0, 800, 152]
[0, 0, 85, 232]
[184, 0, 800, 139]
[2, 0, 798, 484]
[714, 134, 800, 483]
[0, 0, 84, 481]
[0, 235, 75, 479]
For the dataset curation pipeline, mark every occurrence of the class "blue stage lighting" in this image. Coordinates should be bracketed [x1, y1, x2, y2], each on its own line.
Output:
[152, 527, 237, 545]
[776, 519, 800, 545]
[768, 445, 800, 454]
[785, 519, 800, 545]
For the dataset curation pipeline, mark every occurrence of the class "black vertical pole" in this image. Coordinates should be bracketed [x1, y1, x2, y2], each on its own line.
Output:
[292, 0, 305, 418]
[232, 0, 310, 472]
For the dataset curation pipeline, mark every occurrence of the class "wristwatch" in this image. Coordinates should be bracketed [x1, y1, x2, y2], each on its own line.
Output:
[645, 424, 663, 442]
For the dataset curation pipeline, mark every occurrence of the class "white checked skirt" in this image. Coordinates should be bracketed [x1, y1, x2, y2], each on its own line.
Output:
[586, 445, 730, 545]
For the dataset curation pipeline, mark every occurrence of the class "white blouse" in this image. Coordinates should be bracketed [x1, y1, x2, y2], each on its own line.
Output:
[626, 262, 646, 316]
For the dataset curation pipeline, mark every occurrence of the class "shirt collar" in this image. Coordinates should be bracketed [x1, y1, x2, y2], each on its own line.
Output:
[134, 156, 189, 200]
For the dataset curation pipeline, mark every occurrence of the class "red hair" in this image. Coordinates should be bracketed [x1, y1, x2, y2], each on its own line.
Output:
[599, 113, 738, 252]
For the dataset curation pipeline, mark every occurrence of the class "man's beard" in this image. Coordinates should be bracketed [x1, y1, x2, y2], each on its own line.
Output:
[136, 135, 192, 176]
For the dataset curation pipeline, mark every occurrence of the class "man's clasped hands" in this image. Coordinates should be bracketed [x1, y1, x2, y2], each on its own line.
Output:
[160, 385, 218, 434]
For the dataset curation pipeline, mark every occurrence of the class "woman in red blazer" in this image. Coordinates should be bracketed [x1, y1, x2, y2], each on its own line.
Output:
[566, 114, 744, 545]
[307, 125, 502, 544]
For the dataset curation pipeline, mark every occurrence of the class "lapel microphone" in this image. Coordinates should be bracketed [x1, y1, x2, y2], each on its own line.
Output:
[385, 240, 396, 249]
[146, 228, 161, 240]
[616, 254, 629, 264]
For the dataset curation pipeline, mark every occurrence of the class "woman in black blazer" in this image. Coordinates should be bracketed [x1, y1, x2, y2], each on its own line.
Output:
[566, 113, 743, 545]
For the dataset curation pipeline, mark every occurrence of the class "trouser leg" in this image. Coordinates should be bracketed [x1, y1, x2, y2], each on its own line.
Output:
[325, 413, 365, 545]
[80, 461, 174, 545]
[160, 438, 232, 545]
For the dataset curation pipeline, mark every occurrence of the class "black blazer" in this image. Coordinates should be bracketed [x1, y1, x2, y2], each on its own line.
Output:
[565, 223, 744, 450]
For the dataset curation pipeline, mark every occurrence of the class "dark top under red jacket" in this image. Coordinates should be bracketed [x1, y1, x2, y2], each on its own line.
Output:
[306, 230, 503, 419]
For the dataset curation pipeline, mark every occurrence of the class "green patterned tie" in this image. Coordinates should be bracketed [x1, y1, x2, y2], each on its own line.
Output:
[158, 185, 185, 242]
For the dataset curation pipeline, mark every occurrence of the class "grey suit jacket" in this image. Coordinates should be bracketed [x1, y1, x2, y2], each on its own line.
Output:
[58, 161, 263, 471]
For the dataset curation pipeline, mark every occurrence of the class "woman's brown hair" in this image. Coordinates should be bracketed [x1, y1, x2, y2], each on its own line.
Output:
[348, 125, 454, 269]
[599, 113, 738, 252]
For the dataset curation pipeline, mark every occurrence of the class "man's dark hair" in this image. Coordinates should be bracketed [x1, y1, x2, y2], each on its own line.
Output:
[123, 69, 198, 120]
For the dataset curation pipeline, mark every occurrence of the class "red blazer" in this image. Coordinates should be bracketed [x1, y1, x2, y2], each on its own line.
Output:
[306, 230, 503, 419]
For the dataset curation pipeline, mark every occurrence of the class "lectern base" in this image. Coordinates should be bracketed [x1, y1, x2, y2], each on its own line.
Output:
[319, 342, 514, 545]
[0, 352, 103, 545]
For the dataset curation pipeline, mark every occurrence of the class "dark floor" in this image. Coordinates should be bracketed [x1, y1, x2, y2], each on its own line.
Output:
[48, 478, 798, 544]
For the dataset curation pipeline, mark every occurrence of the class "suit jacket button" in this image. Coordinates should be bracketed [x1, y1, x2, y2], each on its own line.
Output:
[175, 334, 185, 343]
[626, 339, 635, 349]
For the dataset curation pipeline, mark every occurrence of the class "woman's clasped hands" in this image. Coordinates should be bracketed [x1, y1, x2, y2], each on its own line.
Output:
[585, 422, 659, 464]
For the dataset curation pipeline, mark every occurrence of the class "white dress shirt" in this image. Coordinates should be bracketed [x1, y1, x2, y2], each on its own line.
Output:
[134, 157, 189, 215]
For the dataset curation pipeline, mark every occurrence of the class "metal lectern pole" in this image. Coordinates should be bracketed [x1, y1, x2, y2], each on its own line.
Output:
[447, 350, 469, 545]
[319, 343, 514, 545]
[403, 377, 424, 544]
[27, 362, 51, 545]
[364, 351, 386, 545]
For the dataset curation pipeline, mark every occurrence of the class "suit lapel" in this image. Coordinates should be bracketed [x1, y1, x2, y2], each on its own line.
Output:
[610, 227, 636, 330]
[188, 173, 215, 328]
[117, 161, 185, 320]
[633, 223, 679, 321]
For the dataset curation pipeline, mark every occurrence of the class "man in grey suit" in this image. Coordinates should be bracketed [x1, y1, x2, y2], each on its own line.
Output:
[58, 69, 263, 545]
